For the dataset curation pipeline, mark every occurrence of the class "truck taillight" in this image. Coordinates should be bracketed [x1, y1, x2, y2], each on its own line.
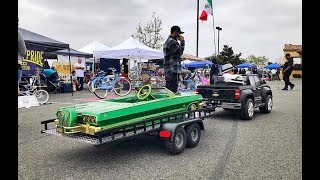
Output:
[235, 89, 241, 99]
[195, 89, 199, 94]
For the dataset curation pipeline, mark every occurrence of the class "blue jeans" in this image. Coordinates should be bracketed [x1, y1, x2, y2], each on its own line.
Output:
[210, 75, 218, 85]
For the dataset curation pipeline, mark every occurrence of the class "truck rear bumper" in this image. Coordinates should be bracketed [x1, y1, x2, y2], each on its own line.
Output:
[221, 102, 242, 109]
[203, 99, 242, 110]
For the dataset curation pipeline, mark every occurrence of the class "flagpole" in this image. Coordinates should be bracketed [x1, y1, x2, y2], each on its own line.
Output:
[196, 0, 199, 57]
[212, 15, 217, 55]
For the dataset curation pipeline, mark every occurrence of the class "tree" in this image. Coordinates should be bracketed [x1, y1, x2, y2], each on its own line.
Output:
[133, 12, 164, 50]
[205, 54, 224, 64]
[246, 55, 269, 69]
[205, 45, 244, 65]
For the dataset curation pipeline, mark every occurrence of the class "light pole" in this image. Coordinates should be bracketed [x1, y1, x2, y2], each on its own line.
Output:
[196, 0, 199, 57]
[216, 26, 222, 54]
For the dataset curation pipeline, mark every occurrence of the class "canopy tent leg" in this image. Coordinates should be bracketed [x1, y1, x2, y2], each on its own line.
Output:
[93, 57, 95, 74]
[68, 47, 73, 96]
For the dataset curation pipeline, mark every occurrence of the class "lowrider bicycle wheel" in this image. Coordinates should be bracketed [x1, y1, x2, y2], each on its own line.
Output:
[33, 89, 49, 104]
[93, 79, 109, 99]
[113, 77, 132, 96]
[87, 81, 93, 92]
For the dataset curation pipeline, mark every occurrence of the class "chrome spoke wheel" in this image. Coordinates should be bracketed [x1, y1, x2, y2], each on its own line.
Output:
[267, 98, 272, 111]
[175, 133, 184, 148]
[248, 102, 254, 117]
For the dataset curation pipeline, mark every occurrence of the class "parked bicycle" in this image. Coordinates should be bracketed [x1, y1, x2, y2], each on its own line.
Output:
[91, 68, 132, 99]
[19, 75, 49, 104]
[86, 70, 105, 92]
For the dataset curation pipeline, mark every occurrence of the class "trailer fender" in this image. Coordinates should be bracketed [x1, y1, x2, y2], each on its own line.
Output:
[159, 119, 204, 142]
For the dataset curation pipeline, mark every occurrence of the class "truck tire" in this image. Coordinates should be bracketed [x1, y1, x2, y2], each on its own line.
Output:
[185, 123, 201, 148]
[259, 95, 272, 113]
[165, 127, 187, 155]
[239, 98, 254, 120]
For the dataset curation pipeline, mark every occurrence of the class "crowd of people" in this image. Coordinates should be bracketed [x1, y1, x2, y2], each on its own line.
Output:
[162, 25, 296, 91]
[18, 23, 296, 96]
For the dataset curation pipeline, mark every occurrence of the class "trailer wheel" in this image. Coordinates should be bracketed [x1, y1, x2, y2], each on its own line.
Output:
[185, 123, 201, 148]
[165, 127, 187, 155]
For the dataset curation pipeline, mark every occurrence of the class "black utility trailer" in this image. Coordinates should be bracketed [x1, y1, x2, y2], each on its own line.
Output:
[41, 107, 215, 155]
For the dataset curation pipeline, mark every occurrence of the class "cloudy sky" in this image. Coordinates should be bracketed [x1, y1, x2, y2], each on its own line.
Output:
[18, 0, 301, 63]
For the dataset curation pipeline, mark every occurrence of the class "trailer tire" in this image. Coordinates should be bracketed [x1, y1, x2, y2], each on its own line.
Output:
[165, 127, 187, 155]
[185, 123, 201, 148]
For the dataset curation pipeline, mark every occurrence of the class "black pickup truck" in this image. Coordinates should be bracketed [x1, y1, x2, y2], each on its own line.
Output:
[196, 74, 273, 120]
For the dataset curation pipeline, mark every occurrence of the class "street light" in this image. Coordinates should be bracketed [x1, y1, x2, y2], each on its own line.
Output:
[216, 26, 222, 54]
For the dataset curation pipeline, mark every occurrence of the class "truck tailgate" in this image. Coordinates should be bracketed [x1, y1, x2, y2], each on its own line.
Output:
[197, 86, 237, 100]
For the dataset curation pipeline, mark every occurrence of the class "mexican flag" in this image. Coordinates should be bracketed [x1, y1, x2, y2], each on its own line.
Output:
[199, 0, 213, 21]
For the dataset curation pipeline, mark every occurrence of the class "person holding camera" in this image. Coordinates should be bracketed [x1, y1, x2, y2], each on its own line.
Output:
[163, 26, 185, 93]
[18, 18, 27, 95]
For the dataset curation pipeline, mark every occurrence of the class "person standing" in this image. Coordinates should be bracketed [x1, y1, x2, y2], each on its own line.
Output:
[163, 25, 185, 93]
[74, 58, 85, 91]
[282, 53, 295, 90]
[18, 18, 27, 95]
[276, 68, 280, 80]
[271, 68, 277, 81]
[210, 58, 219, 85]
[122, 58, 129, 78]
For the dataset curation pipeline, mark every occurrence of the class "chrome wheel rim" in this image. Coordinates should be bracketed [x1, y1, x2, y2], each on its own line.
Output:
[248, 101, 254, 117]
[191, 128, 198, 141]
[267, 98, 272, 111]
[34, 90, 49, 104]
[175, 133, 184, 148]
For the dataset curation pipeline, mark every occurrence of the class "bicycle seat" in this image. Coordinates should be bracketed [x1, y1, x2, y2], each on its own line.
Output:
[106, 75, 115, 79]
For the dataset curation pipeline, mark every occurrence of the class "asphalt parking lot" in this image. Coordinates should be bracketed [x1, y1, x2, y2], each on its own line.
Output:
[18, 79, 302, 180]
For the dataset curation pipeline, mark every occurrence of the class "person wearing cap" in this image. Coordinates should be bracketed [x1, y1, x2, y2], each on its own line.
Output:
[210, 58, 219, 85]
[221, 63, 243, 82]
[163, 25, 185, 93]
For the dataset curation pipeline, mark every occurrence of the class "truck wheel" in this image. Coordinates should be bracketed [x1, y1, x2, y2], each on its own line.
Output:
[165, 127, 187, 155]
[239, 98, 254, 120]
[259, 95, 272, 113]
[185, 123, 201, 148]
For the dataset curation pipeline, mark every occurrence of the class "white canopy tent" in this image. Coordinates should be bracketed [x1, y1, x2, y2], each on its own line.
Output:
[78, 41, 111, 54]
[93, 36, 164, 60]
[78, 41, 111, 72]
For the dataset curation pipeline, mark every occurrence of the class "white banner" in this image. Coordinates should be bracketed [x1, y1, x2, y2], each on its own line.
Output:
[57, 55, 85, 64]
